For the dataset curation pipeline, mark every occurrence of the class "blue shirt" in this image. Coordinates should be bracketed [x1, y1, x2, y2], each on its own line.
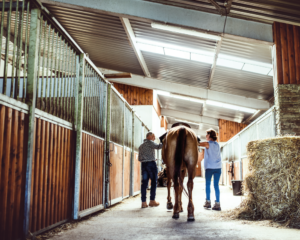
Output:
[204, 141, 222, 170]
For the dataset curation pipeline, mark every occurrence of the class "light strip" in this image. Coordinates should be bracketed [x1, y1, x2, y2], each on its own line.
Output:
[151, 22, 221, 41]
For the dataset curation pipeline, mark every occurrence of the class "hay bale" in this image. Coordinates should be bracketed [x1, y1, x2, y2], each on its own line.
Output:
[234, 136, 300, 228]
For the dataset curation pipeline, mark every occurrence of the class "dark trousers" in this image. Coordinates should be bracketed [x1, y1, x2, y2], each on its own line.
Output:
[141, 161, 157, 202]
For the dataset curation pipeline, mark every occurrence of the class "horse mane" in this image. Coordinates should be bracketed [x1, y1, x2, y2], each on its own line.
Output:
[174, 127, 188, 196]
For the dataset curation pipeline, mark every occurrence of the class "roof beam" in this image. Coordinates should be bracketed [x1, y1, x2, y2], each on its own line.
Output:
[208, 37, 223, 89]
[42, 0, 273, 42]
[208, 0, 225, 15]
[120, 18, 151, 77]
[102, 69, 270, 110]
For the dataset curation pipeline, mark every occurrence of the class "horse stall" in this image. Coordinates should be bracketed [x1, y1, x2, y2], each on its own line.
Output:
[221, 107, 276, 188]
[0, 2, 152, 238]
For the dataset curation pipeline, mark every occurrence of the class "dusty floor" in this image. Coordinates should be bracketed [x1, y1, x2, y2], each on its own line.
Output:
[46, 177, 300, 240]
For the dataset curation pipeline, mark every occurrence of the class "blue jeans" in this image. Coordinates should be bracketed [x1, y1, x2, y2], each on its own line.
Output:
[205, 169, 221, 202]
[141, 161, 157, 202]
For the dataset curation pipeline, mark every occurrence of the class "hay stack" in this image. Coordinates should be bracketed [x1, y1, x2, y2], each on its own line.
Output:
[235, 136, 300, 228]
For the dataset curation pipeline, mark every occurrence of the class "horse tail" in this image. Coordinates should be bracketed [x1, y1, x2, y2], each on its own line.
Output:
[174, 127, 188, 196]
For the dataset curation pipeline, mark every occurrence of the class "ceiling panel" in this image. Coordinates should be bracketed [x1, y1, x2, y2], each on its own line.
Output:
[220, 36, 273, 64]
[143, 51, 211, 88]
[211, 66, 274, 100]
[158, 94, 203, 115]
[44, 4, 144, 75]
[144, 0, 300, 26]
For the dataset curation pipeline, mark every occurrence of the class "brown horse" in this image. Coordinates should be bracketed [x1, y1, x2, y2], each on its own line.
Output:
[161, 125, 198, 220]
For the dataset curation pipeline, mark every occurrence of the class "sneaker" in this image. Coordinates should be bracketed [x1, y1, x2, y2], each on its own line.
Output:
[149, 200, 160, 207]
[141, 202, 148, 208]
[203, 200, 211, 208]
[212, 201, 221, 211]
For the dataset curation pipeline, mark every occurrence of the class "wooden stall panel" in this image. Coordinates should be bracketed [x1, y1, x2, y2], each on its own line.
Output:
[234, 162, 240, 180]
[123, 149, 131, 198]
[80, 133, 104, 211]
[109, 144, 123, 201]
[226, 163, 232, 186]
[29, 119, 75, 233]
[242, 158, 250, 179]
[0, 105, 27, 240]
[134, 152, 141, 193]
[195, 151, 203, 177]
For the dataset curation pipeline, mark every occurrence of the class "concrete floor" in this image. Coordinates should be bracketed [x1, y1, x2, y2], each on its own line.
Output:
[50, 177, 299, 240]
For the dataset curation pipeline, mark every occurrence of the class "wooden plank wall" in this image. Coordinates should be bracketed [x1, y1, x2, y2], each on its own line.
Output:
[0, 105, 27, 240]
[80, 133, 104, 211]
[109, 144, 123, 201]
[123, 149, 131, 198]
[273, 22, 300, 84]
[134, 152, 141, 193]
[29, 118, 75, 233]
[112, 82, 153, 105]
[218, 119, 248, 142]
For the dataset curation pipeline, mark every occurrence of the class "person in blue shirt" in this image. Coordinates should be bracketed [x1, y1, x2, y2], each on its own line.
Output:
[199, 128, 222, 211]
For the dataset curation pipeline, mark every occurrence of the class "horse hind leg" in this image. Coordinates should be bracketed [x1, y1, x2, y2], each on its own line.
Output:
[166, 177, 173, 210]
[187, 166, 195, 221]
[172, 179, 180, 219]
[178, 168, 187, 212]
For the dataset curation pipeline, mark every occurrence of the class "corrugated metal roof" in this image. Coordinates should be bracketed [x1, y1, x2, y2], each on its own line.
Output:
[211, 66, 274, 100]
[130, 19, 217, 53]
[143, 51, 211, 88]
[220, 36, 273, 64]
[44, 4, 144, 75]
[203, 104, 252, 123]
[158, 94, 203, 115]
[144, 0, 300, 26]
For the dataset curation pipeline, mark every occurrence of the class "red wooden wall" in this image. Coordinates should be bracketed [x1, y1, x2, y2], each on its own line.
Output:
[273, 22, 300, 85]
[29, 118, 75, 233]
[80, 133, 104, 211]
[112, 82, 153, 105]
[123, 150, 131, 198]
[219, 119, 247, 142]
[109, 144, 123, 201]
[0, 105, 27, 240]
[134, 152, 141, 193]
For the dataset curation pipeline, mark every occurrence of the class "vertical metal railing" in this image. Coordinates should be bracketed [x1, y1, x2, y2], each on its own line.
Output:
[34, 15, 77, 122]
[82, 61, 106, 137]
[0, 0, 30, 101]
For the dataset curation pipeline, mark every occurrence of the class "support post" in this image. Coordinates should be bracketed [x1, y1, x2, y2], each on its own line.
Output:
[130, 112, 135, 196]
[122, 102, 125, 199]
[23, 7, 41, 238]
[102, 81, 107, 207]
[104, 83, 112, 208]
[73, 53, 85, 220]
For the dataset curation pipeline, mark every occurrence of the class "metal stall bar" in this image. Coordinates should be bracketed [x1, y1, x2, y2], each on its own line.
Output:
[130, 111, 135, 197]
[72, 53, 85, 220]
[104, 83, 112, 208]
[23, 7, 41, 238]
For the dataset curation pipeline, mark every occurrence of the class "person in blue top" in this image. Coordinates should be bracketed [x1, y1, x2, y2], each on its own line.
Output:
[199, 128, 222, 211]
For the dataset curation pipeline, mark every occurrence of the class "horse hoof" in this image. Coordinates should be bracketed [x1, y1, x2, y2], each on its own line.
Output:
[166, 202, 173, 210]
[172, 213, 180, 219]
[187, 215, 195, 221]
[180, 208, 183, 212]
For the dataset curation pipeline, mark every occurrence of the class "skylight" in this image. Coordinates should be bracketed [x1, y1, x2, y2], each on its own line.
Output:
[243, 64, 271, 75]
[136, 39, 273, 76]
[137, 42, 164, 55]
[217, 58, 244, 69]
[164, 48, 190, 59]
[206, 100, 256, 113]
[191, 53, 214, 64]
